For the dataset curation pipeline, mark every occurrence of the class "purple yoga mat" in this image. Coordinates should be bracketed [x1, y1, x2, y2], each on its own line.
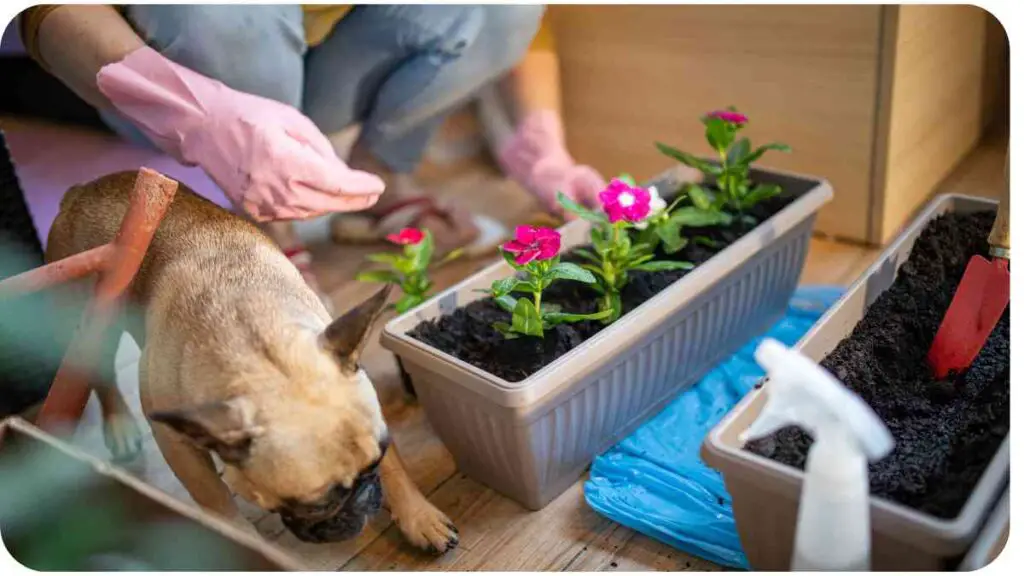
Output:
[4, 121, 231, 249]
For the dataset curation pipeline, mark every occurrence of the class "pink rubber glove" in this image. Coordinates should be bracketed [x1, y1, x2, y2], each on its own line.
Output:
[96, 46, 384, 222]
[497, 109, 606, 218]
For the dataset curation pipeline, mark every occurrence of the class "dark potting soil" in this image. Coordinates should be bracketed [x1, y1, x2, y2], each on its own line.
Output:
[409, 186, 799, 382]
[745, 210, 1010, 519]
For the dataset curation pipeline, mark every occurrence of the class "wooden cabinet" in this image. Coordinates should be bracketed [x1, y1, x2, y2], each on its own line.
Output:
[550, 5, 1002, 245]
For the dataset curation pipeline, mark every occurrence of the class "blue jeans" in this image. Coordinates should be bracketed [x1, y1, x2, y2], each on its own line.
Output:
[101, 4, 544, 173]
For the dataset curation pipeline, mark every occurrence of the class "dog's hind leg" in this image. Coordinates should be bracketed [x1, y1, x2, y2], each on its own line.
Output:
[48, 278, 142, 462]
[92, 310, 143, 462]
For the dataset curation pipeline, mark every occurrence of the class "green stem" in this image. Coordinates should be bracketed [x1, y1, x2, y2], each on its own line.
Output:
[718, 145, 735, 208]
[604, 223, 620, 291]
[534, 288, 542, 318]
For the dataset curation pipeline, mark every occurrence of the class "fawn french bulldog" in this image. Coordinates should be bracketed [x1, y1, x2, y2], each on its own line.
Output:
[45, 171, 458, 553]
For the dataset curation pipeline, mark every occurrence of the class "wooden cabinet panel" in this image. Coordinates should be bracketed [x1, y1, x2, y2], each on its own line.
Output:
[550, 5, 884, 241]
[878, 5, 988, 241]
[550, 5, 993, 244]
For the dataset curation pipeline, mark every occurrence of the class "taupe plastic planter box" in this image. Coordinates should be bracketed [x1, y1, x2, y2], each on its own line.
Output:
[382, 165, 833, 510]
[958, 487, 1008, 571]
[703, 194, 1009, 570]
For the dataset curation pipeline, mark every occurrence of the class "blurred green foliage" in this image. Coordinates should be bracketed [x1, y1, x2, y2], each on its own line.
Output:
[1, 245, 263, 570]
[0, 427, 257, 570]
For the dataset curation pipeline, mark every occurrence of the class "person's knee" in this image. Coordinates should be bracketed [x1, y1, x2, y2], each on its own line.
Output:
[478, 5, 546, 70]
[124, 4, 306, 105]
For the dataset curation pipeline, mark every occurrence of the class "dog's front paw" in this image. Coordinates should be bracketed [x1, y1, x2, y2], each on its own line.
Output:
[393, 499, 459, 555]
[103, 412, 143, 462]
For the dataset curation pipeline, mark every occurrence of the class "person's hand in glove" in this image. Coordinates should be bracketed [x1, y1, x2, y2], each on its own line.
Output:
[96, 46, 385, 222]
[497, 109, 606, 219]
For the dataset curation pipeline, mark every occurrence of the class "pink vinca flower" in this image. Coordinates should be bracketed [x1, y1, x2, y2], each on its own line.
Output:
[706, 109, 749, 126]
[502, 225, 561, 265]
[599, 179, 652, 223]
[386, 228, 425, 246]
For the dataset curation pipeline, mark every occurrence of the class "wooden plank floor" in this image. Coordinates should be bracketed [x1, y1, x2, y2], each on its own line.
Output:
[66, 128, 1006, 571]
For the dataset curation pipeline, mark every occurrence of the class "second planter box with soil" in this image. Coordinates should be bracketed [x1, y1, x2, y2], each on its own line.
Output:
[382, 160, 833, 508]
[703, 194, 1009, 570]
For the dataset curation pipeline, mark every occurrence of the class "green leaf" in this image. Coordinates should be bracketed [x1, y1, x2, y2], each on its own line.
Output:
[557, 192, 606, 224]
[546, 262, 597, 284]
[634, 260, 695, 272]
[627, 242, 653, 257]
[512, 280, 536, 294]
[435, 247, 464, 266]
[712, 191, 732, 211]
[742, 183, 783, 208]
[704, 117, 732, 152]
[355, 270, 400, 284]
[727, 137, 752, 167]
[694, 235, 719, 248]
[589, 226, 605, 250]
[627, 254, 655, 268]
[540, 302, 563, 315]
[394, 293, 424, 314]
[687, 184, 712, 211]
[543, 308, 614, 325]
[494, 295, 518, 313]
[501, 249, 521, 270]
[669, 206, 734, 228]
[511, 298, 545, 338]
[365, 252, 402, 266]
[742, 142, 791, 165]
[616, 173, 636, 186]
[665, 193, 689, 213]
[491, 322, 518, 339]
[655, 142, 716, 173]
[409, 273, 431, 294]
[656, 223, 688, 254]
[573, 249, 602, 265]
[491, 276, 519, 297]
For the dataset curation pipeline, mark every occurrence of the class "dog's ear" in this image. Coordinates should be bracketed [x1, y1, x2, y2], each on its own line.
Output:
[150, 397, 264, 464]
[320, 286, 392, 372]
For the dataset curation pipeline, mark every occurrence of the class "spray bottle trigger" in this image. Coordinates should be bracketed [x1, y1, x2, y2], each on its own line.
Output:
[738, 393, 790, 443]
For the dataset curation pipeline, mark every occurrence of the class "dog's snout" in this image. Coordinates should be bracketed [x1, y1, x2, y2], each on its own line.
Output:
[280, 475, 383, 543]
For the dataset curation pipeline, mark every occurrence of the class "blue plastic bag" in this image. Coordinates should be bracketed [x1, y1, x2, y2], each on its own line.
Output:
[584, 286, 845, 570]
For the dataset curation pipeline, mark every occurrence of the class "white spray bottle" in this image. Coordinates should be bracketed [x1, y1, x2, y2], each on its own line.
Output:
[740, 338, 895, 571]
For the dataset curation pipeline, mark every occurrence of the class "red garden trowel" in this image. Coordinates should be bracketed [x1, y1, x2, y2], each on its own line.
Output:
[927, 153, 1010, 379]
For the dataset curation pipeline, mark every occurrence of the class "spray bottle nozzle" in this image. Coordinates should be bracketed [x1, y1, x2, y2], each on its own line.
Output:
[741, 339, 894, 462]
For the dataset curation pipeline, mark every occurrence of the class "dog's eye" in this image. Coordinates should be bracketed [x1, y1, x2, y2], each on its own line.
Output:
[359, 455, 384, 478]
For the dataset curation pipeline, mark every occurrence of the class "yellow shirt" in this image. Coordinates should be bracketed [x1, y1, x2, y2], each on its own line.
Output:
[301, 4, 354, 47]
